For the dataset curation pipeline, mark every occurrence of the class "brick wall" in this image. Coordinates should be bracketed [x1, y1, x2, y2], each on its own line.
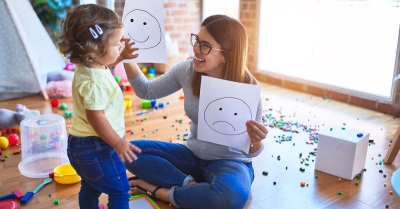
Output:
[113, 0, 201, 55]
[239, 0, 259, 73]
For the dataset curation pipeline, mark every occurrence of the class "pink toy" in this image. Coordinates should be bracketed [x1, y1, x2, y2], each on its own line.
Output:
[113, 63, 127, 81]
[12, 190, 24, 200]
[8, 134, 19, 146]
[46, 80, 72, 98]
[63, 62, 76, 71]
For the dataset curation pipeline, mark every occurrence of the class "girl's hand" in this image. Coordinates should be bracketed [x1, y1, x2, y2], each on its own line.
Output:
[120, 37, 139, 60]
[246, 120, 268, 144]
[113, 138, 142, 162]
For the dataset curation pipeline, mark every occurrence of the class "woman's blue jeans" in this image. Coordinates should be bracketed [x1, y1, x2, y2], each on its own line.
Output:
[67, 135, 130, 209]
[124, 140, 255, 209]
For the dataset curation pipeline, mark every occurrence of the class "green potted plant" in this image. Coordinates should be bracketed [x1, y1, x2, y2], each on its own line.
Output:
[31, 0, 75, 42]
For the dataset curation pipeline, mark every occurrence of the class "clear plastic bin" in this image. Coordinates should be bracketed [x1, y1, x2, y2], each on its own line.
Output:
[18, 114, 69, 178]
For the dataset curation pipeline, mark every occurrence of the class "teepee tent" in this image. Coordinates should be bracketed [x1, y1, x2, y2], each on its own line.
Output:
[0, 0, 65, 101]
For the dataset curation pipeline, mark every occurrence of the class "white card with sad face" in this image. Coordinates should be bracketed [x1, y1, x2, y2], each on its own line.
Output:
[122, 0, 167, 63]
[197, 76, 261, 153]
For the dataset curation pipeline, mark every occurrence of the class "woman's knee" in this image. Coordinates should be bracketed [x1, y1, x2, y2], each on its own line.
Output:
[226, 190, 250, 209]
[205, 186, 250, 209]
[204, 195, 248, 209]
[203, 162, 253, 208]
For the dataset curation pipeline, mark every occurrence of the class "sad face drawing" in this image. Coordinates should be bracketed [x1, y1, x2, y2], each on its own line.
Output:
[123, 9, 162, 49]
[204, 97, 252, 135]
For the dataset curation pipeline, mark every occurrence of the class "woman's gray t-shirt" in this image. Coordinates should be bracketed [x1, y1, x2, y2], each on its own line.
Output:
[128, 59, 264, 163]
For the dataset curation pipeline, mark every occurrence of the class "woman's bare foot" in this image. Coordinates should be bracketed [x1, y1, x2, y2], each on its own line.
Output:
[188, 180, 197, 185]
[128, 178, 170, 202]
[129, 178, 157, 196]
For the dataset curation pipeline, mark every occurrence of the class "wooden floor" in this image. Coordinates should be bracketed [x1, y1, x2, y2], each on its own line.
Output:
[1, 82, 400, 209]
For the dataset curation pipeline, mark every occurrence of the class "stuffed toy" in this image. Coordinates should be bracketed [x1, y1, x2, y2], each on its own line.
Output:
[0, 104, 40, 130]
[46, 64, 74, 98]
[47, 70, 74, 82]
[46, 80, 72, 98]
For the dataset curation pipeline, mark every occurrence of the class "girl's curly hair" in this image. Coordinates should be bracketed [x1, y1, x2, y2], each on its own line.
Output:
[58, 4, 123, 65]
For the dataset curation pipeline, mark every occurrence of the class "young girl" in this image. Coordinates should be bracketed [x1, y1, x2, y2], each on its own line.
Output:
[58, 4, 141, 209]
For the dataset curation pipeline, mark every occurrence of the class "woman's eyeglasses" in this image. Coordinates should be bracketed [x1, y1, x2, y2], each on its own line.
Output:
[190, 33, 223, 55]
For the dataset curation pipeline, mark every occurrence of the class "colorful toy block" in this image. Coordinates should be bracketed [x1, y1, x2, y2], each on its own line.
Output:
[59, 103, 68, 110]
[50, 99, 59, 108]
[124, 100, 132, 109]
[64, 111, 73, 118]
[12, 189, 24, 200]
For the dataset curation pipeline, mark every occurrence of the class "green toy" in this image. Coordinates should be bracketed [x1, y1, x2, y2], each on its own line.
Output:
[64, 111, 73, 118]
[115, 76, 121, 83]
[142, 100, 152, 108]
[59, 103, 68, 110]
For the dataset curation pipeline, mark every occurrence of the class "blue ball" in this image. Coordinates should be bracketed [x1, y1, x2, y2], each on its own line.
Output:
[150, 100, 157, 107]
[149, 67, 156, 74]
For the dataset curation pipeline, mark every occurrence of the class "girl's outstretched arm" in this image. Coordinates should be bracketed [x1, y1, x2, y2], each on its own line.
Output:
[119, 37, 141, 79]
[107, 37, 139, 69]
[86, 109, 141, 162]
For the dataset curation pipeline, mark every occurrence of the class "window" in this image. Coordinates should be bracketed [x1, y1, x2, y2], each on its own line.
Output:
[79, 0, 97, 5]
[79, 0, 114, 10]
[258, 0, 400, 99]
[104, 0, 114, 10]
[202, 0, 239, 20]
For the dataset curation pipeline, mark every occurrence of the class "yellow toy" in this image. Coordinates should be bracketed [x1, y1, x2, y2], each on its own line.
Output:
[124, 96, 132, 109]
[124, 100, 132, 109]
[54, 164, 81, 184]
[0, 136, 9, 149]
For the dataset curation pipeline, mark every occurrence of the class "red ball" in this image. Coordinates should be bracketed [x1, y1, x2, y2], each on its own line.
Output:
[50, 99, 59, 108]
[8, 134, 19, 146]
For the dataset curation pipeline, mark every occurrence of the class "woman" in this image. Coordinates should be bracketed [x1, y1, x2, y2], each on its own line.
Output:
[123, 15, 268, 209]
